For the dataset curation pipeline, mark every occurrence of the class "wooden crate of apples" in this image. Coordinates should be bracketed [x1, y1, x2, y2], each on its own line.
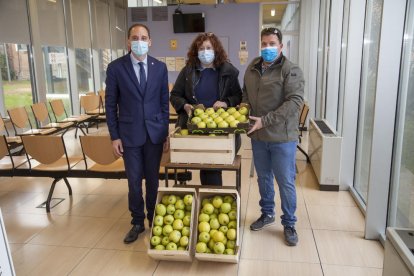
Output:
[147, 187, 197, 262]
[187, 104, 249, 134]
[194, 188, 240, 263]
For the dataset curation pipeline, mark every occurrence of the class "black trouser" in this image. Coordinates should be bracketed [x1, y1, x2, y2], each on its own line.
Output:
[200, 134, 241, 186]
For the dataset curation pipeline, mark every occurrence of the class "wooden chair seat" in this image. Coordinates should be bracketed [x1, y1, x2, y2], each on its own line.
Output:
[42, 122, 74, 129]
[20, 128, 57, 136]
[88, 158, 125, 172]
[0, 135, 27, 172]
[30, 157, 83, 171]
[6, 136, 22, 144]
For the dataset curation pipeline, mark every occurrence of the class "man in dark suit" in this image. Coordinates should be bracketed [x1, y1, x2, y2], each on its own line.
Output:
[105, 23, 169, 244]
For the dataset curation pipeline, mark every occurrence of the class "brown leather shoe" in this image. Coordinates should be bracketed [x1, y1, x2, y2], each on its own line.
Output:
[123, 224, 145, 244]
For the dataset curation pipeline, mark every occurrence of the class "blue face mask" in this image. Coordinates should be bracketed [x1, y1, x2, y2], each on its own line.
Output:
[131, 40, 149, 56]
[198, 50, 215, 65]
[261, 47, 278, 63]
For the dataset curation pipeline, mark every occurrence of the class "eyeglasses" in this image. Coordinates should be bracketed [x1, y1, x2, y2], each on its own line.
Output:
[203, 32, 214, 37]
[262, 28, 278, 35]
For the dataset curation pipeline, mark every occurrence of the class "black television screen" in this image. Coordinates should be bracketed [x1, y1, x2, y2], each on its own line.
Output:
[173, 13, 205, 33]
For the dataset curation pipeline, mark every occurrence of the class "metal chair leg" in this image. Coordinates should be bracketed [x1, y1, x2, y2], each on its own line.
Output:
[46, 177, 62, 213]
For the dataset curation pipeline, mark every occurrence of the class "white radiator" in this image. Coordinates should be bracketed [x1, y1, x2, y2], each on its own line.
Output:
[308, 118, 342, 191]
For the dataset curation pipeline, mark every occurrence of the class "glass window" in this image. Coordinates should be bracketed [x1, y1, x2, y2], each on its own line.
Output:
[0, 43, 33, 110]
[354, 0, 383, 203]
[389, 0, 414, 227]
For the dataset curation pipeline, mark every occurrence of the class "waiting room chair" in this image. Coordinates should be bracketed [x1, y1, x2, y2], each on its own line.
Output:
[0, 135, 27, 175]
[79, 135, 124, 173]
[31, 102, 74, 135]
[21, 135, 83, 212]
[7, 106, 57, 136]
[49, 99, 90, 138]
[0, 115, 22, 146]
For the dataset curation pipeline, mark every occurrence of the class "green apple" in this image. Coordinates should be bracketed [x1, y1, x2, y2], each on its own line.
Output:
[228, 210, 237, 221]
[227, 228, 236, 241]
[203, 117, 213, 124]
[180, 129, 189, 135]
[220, 112, 229, 119]
[213, 242, 225, 254]
[162, 224, 173, 236]
[229, 120, 239, 128]
[175, 199, 185, 210]
[210, 113, 219, 119]
[151, 235, 161, 246]
[205, 107, 215, 115]
[197, 121, 206, 128]
[216, 107, 225, 115]
[198, 231, 210, 243]
[227, 221, 237, 229]
[220, 203, 231, 214]
[212, 196, 223, 208]
[181, 226, 190, 237]
[191, 116, 202, 124]
[218, 213, 229, 225]
[206, 121, 217, 128]
[166, 242, 178, 251]
[227, 107, 237, 115]
[169, 230, 181, 243]
[209, 229, 218, 238]
[224, 248, 234, 255]
[152, 225, 162, 236]
[203, 203, 214, 215]
[183, 194, 193, 206]
[238, 106, 248, 115]
[196, 242, 207, 253]
[209, 218, 220, 230]
[166, 204, 175, 215]
[205, 247, 212, 254]
[225, 115, 235, 123]
[179, 236, 189, 247]
[185, 205, 192, 212]
[201, 198, 211, 207]
[232, 111, 241, 119]
[214, 116, 223, 124]
[231, 201, 237, 210]
[162, 236, 170, 246]
[226, 240, 235, 249]
[209, 213, 217, 220]
[199, 113, 209, 120]
[174, 209, 185, 220]
[183, 215, 191, 226]
[212, 230, 225, 242]
[154, 215, 164, 226]
[193, 108, 204, 116]
[198, 213, 210, 222]
[208, 238, 215, 250]
[163, 215, 174, 225]
[222, 236, 228, 245]
[155, 204, 167, 216]
[219, 225, 229, 234]
[198, 221, 211, 233]
[177, 246, 186, 251]
[155, 244, 165, 250]
[161, 195, 169, 205]
[172, 219, 183, 230]
[217, 121, 229, 128]
[167, 195, 177, 205]
[223, 195, 234, 204]
[236, 114, 247, 123]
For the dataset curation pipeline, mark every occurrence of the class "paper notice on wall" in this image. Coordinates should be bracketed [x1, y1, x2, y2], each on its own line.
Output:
[240, 41, 247, 51]
[175, 57, 186, 72]
[166, 57, 176, 71]
[239, 50, 248, 65]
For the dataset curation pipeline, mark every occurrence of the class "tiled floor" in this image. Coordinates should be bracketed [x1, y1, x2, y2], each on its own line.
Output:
[0, 128, 384, 275]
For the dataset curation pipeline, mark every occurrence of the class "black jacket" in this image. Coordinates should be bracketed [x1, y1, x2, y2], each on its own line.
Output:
[170, 62, 242, 128]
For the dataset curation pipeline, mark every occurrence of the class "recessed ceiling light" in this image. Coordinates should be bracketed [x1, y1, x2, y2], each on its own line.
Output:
[271, 9, 275, 17]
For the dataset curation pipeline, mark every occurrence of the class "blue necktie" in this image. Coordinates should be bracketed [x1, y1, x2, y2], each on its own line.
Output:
[138, 62, 146, 92]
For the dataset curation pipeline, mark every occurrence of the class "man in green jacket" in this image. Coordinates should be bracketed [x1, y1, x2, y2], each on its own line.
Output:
[242, 27, 304, 246]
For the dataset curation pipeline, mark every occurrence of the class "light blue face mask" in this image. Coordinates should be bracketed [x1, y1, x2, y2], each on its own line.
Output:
[198, 50, 215, 65]
[131, 40, 149, 56]
[261, 47, 278, 63]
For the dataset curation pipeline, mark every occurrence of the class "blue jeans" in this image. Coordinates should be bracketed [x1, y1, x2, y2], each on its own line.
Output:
[252, 139, 297, 227]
